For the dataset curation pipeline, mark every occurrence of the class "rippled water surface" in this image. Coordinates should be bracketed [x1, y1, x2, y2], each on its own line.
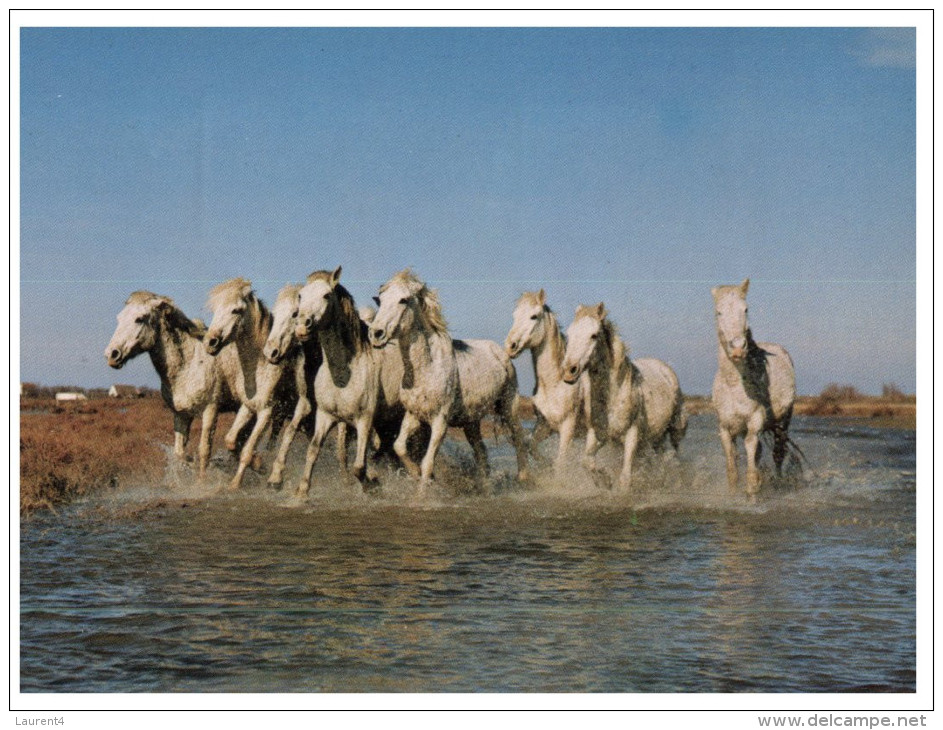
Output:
[20, 415, 916, 692]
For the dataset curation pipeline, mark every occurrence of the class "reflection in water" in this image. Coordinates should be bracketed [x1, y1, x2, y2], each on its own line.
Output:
[20, 415, 915, 692]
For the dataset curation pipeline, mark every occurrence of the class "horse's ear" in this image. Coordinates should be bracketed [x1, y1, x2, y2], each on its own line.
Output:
[536, 288, 546, 306]
[595, 302, 607, 320]
[331, 266, 342, 287]
[740, 278, 750, 296]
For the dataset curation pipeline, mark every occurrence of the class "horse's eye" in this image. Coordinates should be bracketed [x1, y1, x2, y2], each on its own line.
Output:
[134, 316, 145, 324]
[232, 308, 242, 315]
[530, 314, 539, 320]
[323, 292, 331, 300]
[590, 334, 598, 340]
[399, 298, 408, 305]
[291, 311, 298, 318]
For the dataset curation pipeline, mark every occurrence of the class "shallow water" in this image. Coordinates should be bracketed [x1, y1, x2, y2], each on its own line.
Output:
[20, 414, 915, 693]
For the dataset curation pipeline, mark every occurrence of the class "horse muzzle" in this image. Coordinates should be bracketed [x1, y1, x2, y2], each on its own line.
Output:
[562, 363, 581, 384]
[106, 350, 126, 369]
[204, 336, 224, 356]
[505, 341, 520, 358]
[369, 328, 390, 348]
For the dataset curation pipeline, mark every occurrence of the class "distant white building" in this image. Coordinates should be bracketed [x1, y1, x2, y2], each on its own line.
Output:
[55, 392, 88, 402]
[108, 384, 142, 398]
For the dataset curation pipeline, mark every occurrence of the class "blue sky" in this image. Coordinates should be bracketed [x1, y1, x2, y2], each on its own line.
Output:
[19, 26, 917, 394]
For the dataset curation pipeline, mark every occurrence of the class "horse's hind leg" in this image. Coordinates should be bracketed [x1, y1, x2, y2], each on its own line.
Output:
[172, 412, 193, 461]
[463, 421, 490, 489]
[502, 394, 530, 482]
[669, 403, 688, 452]
[529, 414, 553, 463]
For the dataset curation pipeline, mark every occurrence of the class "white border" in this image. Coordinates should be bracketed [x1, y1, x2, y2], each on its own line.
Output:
[9, 8, 933, 720]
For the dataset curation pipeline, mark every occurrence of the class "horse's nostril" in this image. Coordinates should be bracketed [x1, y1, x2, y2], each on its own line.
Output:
[111, 350, 120, 359]
[304, 318, 313, 329]
[208, 337, 219, 348]
[373, 328, 384, 340]
[270, 348, 279, 359]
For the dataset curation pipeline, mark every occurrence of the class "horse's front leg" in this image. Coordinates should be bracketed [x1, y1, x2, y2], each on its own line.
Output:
[581, 426, 603, 472]
[718, 426, 738, 491]
[334, 422, 350, 481]
[618, 423, 640, 492]
[197, 402, 220, 481]
[393, 411, 423, 479]
[172, 411, 193, 461]
[463, 421, 490, 488]
[529, 414, 552, 463]
[351, 414, 375, 487]
[419, 412, 450, 486]
[296, 408, 337, 498]
[554, 415, 577, 471]
[229, 406, 272, 491]
[268, 394, 311, 488]
[225, 405, 255, 453]
[744, 412, 765, 499]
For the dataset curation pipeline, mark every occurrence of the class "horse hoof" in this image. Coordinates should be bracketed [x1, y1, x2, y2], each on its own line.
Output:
[251, 454, 264, 472]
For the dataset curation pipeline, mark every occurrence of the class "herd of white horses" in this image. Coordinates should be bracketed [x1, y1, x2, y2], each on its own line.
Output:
[105, 270, 797, 502]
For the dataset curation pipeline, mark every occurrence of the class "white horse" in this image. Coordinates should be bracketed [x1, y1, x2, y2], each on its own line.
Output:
[504, 289, 590, 468]
[293, 267, 381, 496]
[368, 269, 529, 487]
[711, 279, 797, 498]
[562, 303, 687, 491]
[260, 283, 327, 488]
[204, 278, 299, 490]
[105, 291, 238, 479]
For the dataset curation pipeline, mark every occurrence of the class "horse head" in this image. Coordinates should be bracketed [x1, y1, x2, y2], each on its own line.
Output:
[265, 284, 302, 364]
[369, 269, 431, 348]
[295, 266, 342, 342]
[105, 291, 172, 368]
[505, 289, 548, 358]
[562, 302, 608, 384]
[712, 278, 751, 364]
[204, 278, 255, 356]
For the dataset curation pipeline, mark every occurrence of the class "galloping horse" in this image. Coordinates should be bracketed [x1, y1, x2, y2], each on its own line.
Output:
[293, 267, 381, 496]
[562, 303, 687, 491]
[105, 291, 239, 479]
[711, 279, 796, 499]
[369, 269, 529, 488]
[504, 289, 590, 468]
[204, 278, 298, 490]
[261, 283, 324, 488]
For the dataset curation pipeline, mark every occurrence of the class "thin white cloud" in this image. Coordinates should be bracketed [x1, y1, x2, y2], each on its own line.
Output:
[854, 28, 916, 69]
